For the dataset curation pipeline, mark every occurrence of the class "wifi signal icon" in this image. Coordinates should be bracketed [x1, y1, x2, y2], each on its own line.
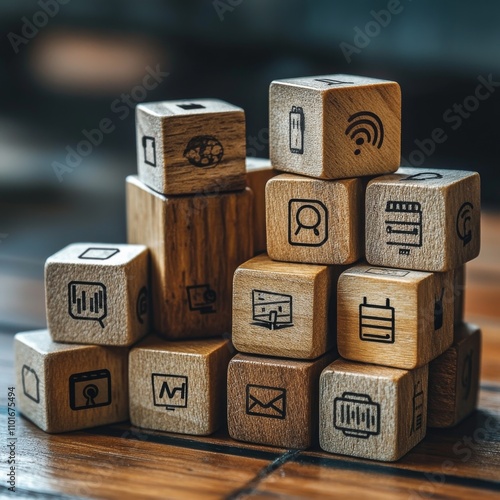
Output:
[345, 111, 385, 156]
[456, 202, 474, 246]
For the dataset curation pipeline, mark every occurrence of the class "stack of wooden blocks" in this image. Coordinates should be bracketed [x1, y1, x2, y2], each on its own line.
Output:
[14, 74, 482, 463]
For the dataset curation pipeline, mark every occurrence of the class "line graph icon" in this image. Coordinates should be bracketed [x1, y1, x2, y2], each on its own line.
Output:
[345, 111, 384, 156]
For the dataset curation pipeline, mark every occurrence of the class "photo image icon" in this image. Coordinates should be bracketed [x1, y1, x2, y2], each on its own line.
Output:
[288, 199, 328, 247]
[69, 369, 111, 411]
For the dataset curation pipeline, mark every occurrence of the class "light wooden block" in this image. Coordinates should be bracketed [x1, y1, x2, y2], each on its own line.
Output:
[233, 254, 345, 359]
[269, 74, 400, 180]
[45, 243, 149, 346]
[15, 330, 128, 433]
[366, 167, 480, 272]
[227, 352, 335, 449]
[126, 175, 253, 339]
[320, 358, 428, 461]
[129, 335, 232, 435]
[428, 323, 481, 428]
[337, 263, 454, 369]
[245, 157, 279, 254]
[266, 173, 364, 265]
[454, 265, 466, 326]
[136, 99, 246, 195]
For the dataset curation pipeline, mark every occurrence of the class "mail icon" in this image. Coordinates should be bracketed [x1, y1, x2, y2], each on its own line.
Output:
[246, 384, 287, 419]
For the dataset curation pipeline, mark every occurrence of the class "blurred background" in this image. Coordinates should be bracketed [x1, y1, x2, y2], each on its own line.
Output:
[1, 0, 499, 329]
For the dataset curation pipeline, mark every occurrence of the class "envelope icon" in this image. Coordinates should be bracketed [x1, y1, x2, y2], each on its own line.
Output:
[246, 384, 287, 419]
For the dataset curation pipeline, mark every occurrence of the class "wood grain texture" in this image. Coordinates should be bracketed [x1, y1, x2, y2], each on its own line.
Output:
[266, 173, 364, 265]
[227, 352, 336, 449]
[337, 263, 454, 369]
[269, 74, 400, 180]
[136, 99, 246, 196]
[45, 243, 149, 346]
[126, 175, 253, 339]
[455, 265, 466, 326]
[428, 323, 481, 428]
[232, 253, 344, 359]
[366, 167, 481, 272]
[129, 335, 232, 435]
[319, 358, 428, 462]
[245, 157, 279, 254]
[14, 330, 128, 433]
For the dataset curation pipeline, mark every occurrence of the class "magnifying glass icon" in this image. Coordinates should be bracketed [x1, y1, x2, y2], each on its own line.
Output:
[294, 204, 322, 236]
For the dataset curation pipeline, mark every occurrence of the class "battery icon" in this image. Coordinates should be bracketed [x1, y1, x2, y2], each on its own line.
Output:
[334, 392, 381, 439]
[359, 297, 395, 343]
[289, 106, 305, 154]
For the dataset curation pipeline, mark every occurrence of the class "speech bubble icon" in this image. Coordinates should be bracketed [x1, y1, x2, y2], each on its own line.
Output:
[68, 281, 107, 328]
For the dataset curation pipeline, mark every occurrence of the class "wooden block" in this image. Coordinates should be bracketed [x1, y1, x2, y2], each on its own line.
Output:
[233, 254, 345, 359]
[227, 352, 335, 449]
[45, 243, 149, 346]
[337, 263, 454, 369]
[136, 99, 246, 195]
[126, 175, 253, 339]
[129, 335, 232, 435]
[366, 167, 481, 272]
[320, 358, 428, 461]
[428, 323, 481, 428]
[266, 173, 364, 265]
[245, 157, 279, 254]
[269, 74, 400, 180]
[14, 330, 128, 433]
[454, 265, 466, 326]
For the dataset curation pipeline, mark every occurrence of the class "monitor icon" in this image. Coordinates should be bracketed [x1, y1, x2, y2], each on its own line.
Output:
[186, 284, 216, 314]
[152, 374, 188, 411]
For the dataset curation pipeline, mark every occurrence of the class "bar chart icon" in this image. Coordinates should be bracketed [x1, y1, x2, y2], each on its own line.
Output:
[68, 281, 107, 328]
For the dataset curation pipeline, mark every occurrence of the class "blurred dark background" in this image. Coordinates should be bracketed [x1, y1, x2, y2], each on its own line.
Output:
[1, 0, 499, 328]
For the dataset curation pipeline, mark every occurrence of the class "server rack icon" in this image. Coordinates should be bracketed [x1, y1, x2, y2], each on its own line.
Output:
[334, 392, 381, 439]
[289, 106, 305, 154]
[251, 290, 293, 330]
[385, 201, 423, 255]
[359, 297, 395, 343]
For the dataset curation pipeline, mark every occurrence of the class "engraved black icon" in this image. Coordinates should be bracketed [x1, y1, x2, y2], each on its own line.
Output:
[314, 78, 353, 86]
[334, 392, 381, 439]
[69, 369, 111, 411]
[345, 111, 384, 155]
[142, 136, 156, 167]
[434, 288, 445, 330]
[401, 172, 443, 182]
[246, 384, 286, 419]
[187, 284, 216, 314]
[288, 199, 328, 247]
[152, 374, 188, 411]
[183, 136, 223, 168]
[78, 247, 120, 260]
[136, 286, 148, 324]
[411, 381, 424, 434]
[68, 281, 107, 328]
[359, 297, 395, 343]
[177, 103, 205, 110]
[289, 106, 305, 154]
[252, 290, 293, 330]
[385, 201, 423, 256]
[365, 268, 409, 277]
[22, 365, 40, 403]
[462, 350, 474, 400]
[456, 202, 473, 246]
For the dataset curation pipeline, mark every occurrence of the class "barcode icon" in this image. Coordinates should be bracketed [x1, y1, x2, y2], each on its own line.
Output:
[334, 392, 381, 439]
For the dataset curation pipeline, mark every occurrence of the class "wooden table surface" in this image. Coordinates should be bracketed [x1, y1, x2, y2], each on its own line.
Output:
[1, 213, 499, 499]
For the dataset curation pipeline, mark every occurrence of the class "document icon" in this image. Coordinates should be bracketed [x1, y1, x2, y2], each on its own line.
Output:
[246, 384, 286, 419]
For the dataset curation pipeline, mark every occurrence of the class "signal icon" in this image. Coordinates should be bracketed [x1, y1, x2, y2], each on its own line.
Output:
[345, 111, 384, 156]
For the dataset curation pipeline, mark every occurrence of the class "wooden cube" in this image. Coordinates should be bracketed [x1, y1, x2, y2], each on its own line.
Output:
[266, 173, 364, 265]
[245, 157, 278, 254]
[269, 74, 400, 180]
[126, 175, 253, 339]
[428, 323, 481, 428]
[227, 352, 335, 449]
[454, 265, 466, 326]
[15, 330, 128, 433]
[337, 263, 454, 369]
[233, 254, 344, 359]
[129, 335, 232, 435]
[366, 167, 480, 272]
[136, 99, 246, 195]
[320, 359, 428, 461]
[45, 243, 149, 346]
